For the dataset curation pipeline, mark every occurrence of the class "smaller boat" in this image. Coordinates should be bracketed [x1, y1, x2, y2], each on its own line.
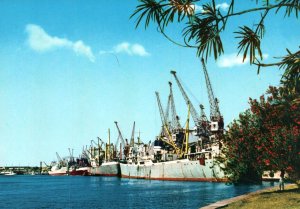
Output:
[3, 171, 17, 176]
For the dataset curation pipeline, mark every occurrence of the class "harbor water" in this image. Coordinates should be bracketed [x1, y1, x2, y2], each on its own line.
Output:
[0, 175, 276, 209]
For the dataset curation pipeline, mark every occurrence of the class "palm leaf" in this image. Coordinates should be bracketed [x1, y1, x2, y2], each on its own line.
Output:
[130, 0, 164, 29]
[235, 26, 263, 64]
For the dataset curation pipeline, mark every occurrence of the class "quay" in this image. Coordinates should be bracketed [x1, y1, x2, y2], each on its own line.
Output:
[0, 163, 48, 175]
[200, 186, 275, 209]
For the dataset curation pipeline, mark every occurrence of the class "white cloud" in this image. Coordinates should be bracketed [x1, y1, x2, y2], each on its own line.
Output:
[113, 42, 150, 56]
[72, 41, 95, 62]
[194, 2, 229, 13]
[217, 53, 269, 68]
[263, 53, 269, 59]
[194, 5, 204, 13]
[131, 44, 150, 56]
[216, 3, 230, 11]
[114, 42, 131, 55]
[217, 53, 249, 68]
[25, 24, 95, 62]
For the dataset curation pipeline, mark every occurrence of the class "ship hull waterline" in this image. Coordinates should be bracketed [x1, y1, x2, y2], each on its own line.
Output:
[89, 161, 120, 176]
[120, 159, 228, 182]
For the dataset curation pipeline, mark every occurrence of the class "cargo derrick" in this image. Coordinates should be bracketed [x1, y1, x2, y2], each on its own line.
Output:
[114, 121, 130, 160]
[155, 91, 182, 157]
[170, 71, 209, 137]
[90, 140, 99, 162]
[168, 81, 181, 132]
[201, 58, 224, 134]
[167, 81, 184, 148]
[184, 102, 191, 156]
[56, 152, 66, 167]
[92, 137, 105, 165]
[130, 121, 135, 147]
[164, 91, 172, 129]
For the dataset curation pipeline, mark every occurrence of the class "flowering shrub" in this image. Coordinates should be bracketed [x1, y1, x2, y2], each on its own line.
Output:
[218, 85, 300, 182]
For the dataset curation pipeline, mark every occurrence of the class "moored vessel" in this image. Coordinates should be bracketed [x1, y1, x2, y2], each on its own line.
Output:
[90, 161, 120, 176]
[120, 152, 226, 182]
[121, 66, 227, 182]
[0, 171, 17, 176]
[88, 128, 121, 176]
[48, 150, 91, 176]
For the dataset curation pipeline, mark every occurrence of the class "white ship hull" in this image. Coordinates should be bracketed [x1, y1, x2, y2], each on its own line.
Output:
[120, 159, 226, 182]
[48, 166, 68, 176]
[89, 161, 120, 176]
[48, 166, 90, 176]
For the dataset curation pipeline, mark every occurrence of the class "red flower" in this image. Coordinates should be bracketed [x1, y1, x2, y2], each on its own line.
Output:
[264, 159, 270, 165]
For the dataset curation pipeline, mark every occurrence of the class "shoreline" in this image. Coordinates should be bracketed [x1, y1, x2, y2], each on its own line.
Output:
[199, 184, 294, 209]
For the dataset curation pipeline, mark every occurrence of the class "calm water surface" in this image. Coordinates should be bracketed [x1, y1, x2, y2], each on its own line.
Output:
[0, 176, 276, 209]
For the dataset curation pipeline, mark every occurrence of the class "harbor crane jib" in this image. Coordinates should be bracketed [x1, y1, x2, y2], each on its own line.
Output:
[155, 91, 182, 156]
[170, 70, 208, 137]
[114, 121, 129, 159]
[168, 81, 181, 132]
[201, 58, 224, 132]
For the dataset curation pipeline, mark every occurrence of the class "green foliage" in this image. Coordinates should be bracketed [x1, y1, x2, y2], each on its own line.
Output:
[235, 26, 263, 64]
[183, 4, 224, 59]
[280, 49, 300, 94]
[131, 0, 164, 29]
[131, 0, 300, 68]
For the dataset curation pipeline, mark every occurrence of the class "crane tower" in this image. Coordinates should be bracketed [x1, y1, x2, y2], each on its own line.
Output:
[201, 58, 224, 132]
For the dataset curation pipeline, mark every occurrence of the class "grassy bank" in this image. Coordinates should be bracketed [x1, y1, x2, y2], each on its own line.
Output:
[225, 184, 300, 209]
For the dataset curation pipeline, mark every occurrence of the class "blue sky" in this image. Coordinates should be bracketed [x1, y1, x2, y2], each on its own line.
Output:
[0, 0, 299, 166]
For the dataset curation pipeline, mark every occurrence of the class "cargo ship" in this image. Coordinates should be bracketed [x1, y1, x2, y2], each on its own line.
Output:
[120, 142, 226, 182]
[48, 165, 90, 176]
[90, 161, 120, 176]
[88, 129, 121, 176]
[48, 151, 90, 176]
[121, 64, 227, 182]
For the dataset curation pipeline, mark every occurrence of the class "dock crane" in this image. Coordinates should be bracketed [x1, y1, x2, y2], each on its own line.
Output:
[168, 81, 181, 132]
[201, 58, 224, 132]
[160, 82, 182, 135]
[114, 121, 128, 159]
[68, 148, 74, 163]
[97, 137, 105, 150]
[56, 152, 66, 166]
[170, 70, 208, 137]
[155, 91, 182, 156]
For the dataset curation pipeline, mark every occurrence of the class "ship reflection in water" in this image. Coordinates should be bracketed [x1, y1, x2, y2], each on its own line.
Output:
[0, 175, 276, 209]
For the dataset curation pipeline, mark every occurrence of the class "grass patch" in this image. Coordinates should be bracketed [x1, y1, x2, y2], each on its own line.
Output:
[225, 184, 300, 209]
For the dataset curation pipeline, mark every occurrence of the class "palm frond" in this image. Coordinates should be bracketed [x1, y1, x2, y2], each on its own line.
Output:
[280, 49, 300, 94]
[130, 0, 164, 29]
[276, 0, 300, 18]
[183, 3, 224, 60]
[235, 26, 263, 64]
[161, 0, 197, 27]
